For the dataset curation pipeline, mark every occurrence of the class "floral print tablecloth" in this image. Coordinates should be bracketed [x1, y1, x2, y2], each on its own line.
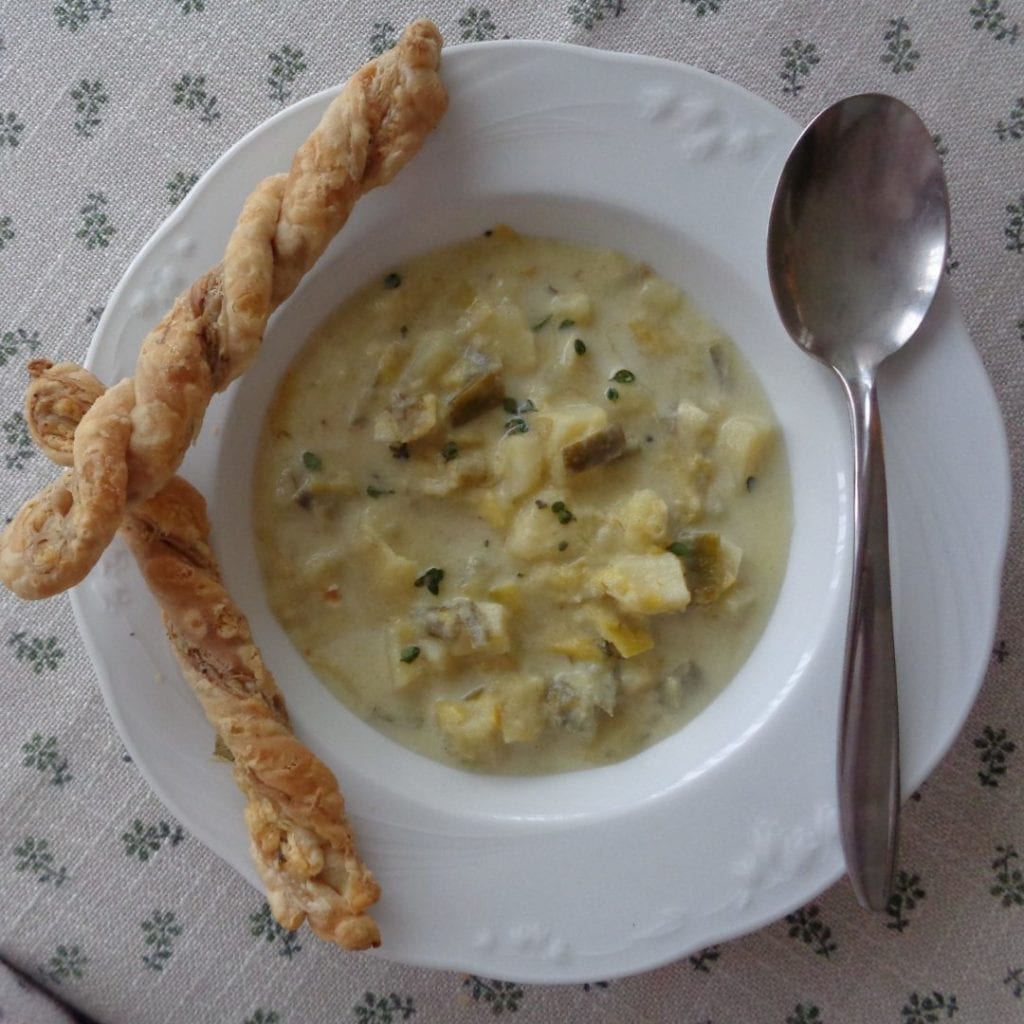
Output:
[1, 2, 1022, 1023]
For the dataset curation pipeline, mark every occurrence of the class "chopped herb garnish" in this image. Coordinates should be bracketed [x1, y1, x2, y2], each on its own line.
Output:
[558, 540, 569, 552]
[531, 314, 552, 331]
[367, 485, 395, 498]
[668, 540, 695, 559]
[384, 272, 402, 289]
[301, 450, 322, 471]
[551, 500, 576, 524]
[400, 645, 421, 664]
[390, 442, 410, 460]
[611, 369, 636, 384]
[606, 387, 620, 401]
[573, 338, 587, 355]
[441, 441, 459, 462]
[559, 319, 576, 329]
[502, 400, 535, 435]
[414, 567, 445, 596]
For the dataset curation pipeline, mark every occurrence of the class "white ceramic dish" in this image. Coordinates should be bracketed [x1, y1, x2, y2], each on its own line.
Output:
[73, 41, 1010, 982]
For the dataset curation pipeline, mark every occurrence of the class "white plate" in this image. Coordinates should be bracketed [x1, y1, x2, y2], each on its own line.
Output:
[74, 42, 1010, 982]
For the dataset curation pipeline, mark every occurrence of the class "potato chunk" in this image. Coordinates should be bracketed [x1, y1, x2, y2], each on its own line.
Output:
[613, 489, 669, 551]
[373, 391, 438, 444]
[506, 503, 554, 561]
[435, 674, 547, 762]
[588, 602, 654, 658]
[598, 553, 690, 616]
[550, 291, 593, 326]
[715, 415, 773, 489]
[435, 691, 502, 764]
[495, 675, 547, 743]
[494, 431, 545, 501]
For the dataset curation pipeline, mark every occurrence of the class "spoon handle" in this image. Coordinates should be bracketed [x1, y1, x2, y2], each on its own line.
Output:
[838, 373, 900, 912]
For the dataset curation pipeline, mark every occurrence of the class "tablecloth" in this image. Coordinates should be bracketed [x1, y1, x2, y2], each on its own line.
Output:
[1, 2, 1021, 1022]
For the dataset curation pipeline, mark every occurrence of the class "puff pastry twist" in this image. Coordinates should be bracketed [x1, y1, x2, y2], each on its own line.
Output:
[0, 19, 447, 600]
[25, 358, 383, 950]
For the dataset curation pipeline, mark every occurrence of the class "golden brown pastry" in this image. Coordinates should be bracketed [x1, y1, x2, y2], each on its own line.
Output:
[26, 358, 382, 950]
[0, 18, 447, 600]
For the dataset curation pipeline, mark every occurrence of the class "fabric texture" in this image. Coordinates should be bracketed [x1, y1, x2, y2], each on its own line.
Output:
[1, 2, 1021, 1023]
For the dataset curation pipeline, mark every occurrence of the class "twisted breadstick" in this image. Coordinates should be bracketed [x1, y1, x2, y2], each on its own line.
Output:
[26, 358, 382, 950]
[1, 19, 447, 600]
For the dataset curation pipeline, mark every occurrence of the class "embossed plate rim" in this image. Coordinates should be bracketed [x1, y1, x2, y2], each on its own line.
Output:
[72, 40, 1010, 981]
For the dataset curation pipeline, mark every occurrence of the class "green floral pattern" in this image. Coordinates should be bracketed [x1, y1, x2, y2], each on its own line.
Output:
[886, 869, 926, 931]
[76, 191, 116, 250]
[995, 97, 1024, 140]
[166, 170, 200, 206]
[785, 904, 838, 958]
[1006, 194, 1024, 252]
[369, 21, 398, 56]
[971, 0, 1021, 42]
[689, 945, 721, 971]
[21, 733, 72, 785]
[268, 46, 307, 104]
[354, 992, 416, 1022]
[172, 73, 221, 124]
[0, 112, 25, 148]
[881, 17, 921, 73]
[682, 0, 724, 15]
[787, 1007, 823, 1024]
[40, 944, 88, 984]
[244, 1012, 280, 1024]
[900, 991, 959, 1022]
[975, 724, 1015, 785]
[1006, 967, 1024, 998]
[569, 1, 624, 30]
[121, 818, 185, 861]
[250, 902, 302, 958]
[991, 843, 1024, 905]
[13, 836, 69, 885]
[54, 1, 111, 33]
[8, 631, 64, 671]
[459, 7, 499, 40]
[780, 40, 819, 96]
[462, 977, 524, 1014]
[70, 80, 109, 138]
[141, 910, 183, 971]
[3, 410, 33, 469]
[0, 327, 40, 367]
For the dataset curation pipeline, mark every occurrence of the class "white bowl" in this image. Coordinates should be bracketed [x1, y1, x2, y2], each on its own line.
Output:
[75, 41, 1010, 981]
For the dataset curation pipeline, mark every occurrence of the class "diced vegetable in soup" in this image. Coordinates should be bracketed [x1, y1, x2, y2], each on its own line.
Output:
[253, 228, 791, 773]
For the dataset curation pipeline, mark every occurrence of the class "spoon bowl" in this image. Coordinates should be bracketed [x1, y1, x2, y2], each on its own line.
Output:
[768, 94, 949, 380]
[767, 94, 950, 911]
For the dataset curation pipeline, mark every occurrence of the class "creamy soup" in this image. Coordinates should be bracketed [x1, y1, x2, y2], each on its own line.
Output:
[253, 228, 791, 773]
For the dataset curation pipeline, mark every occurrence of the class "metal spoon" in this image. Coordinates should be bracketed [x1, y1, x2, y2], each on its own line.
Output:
[766, 94, 950, 911]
